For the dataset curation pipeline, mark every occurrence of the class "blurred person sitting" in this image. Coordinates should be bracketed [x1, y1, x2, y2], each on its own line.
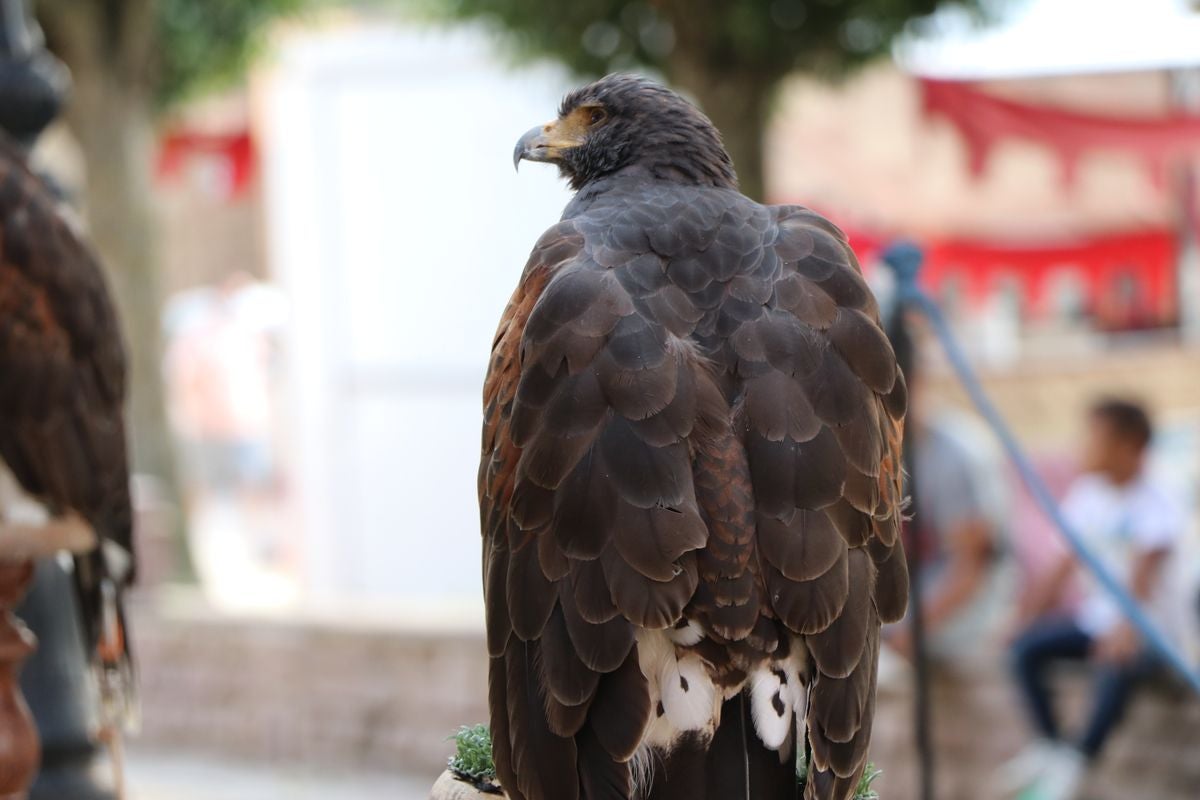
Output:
[877, 371, 1014, 799]
[888, 405, 1012, 661]
[999, 398, 1185, 800]
[865, 281, 1014, 664]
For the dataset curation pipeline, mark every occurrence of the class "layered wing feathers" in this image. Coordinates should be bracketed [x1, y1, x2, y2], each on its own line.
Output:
[0, 136, 131, 578]
[481, 189, 906, 800]
[0, 137, 130, 539]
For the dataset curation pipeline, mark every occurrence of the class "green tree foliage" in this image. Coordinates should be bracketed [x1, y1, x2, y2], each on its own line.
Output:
[156, 0, 312, 108]
[439, 0, 975, 199]
[446, 0, 946, 77]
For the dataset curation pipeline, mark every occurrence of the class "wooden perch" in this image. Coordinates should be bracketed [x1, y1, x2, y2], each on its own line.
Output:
[0, 513, 96, 560]
[0, 560, 37, 799]
[430, 771, 507, 800]
[0, 513, 97, 798]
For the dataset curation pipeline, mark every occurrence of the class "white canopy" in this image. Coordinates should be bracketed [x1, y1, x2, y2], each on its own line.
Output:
[896, 0, 1200, 79]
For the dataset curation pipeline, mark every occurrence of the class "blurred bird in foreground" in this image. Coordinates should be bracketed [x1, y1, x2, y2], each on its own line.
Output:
[479, 74, 908, 800]
[0, 131, 135, 728]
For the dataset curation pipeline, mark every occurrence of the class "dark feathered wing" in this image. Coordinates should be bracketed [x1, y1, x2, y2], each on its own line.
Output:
[0, 133, 133, 655]
[481, 187, 906, 800]
[480, 213, 711, 800]
[745, 208, 908, 800]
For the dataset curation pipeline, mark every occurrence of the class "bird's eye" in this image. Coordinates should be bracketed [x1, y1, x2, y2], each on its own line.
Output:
[588, 107, 607, 125]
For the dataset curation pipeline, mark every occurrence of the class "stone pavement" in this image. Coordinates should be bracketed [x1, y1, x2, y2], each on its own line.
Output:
[126, 746, 439, 800]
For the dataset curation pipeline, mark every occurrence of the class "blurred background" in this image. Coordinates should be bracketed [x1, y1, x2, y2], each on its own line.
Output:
[11, 0, 1200, 797]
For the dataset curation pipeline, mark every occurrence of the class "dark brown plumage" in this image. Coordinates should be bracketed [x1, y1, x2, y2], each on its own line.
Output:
[483, 74, 907, 800]
[0, 131, 133, 664]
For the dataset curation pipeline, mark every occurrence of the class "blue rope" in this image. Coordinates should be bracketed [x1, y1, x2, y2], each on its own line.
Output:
[884, 243, 1200, 696]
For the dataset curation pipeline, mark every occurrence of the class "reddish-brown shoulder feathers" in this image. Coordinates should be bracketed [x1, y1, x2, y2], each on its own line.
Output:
[0, 133, 132, 649]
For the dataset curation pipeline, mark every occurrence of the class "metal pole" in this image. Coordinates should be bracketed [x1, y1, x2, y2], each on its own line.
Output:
[881, 242, 935, 800]
[0, 0, 67, 148]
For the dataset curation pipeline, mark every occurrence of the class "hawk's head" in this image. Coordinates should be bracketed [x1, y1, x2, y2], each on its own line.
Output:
[514, 73, 737, 192]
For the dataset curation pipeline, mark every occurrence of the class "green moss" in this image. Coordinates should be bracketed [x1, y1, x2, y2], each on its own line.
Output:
[448, 724, 499, 790]
[854, 763, 884, 800]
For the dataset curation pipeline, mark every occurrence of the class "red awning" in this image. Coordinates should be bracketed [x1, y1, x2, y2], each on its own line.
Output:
[920, 78, 1200, 186]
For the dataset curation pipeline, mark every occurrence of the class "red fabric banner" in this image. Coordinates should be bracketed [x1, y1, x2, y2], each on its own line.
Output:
[845, 224, 1178, 330]
[920, 78, 1200, 185]
[157, 131, 256, 199]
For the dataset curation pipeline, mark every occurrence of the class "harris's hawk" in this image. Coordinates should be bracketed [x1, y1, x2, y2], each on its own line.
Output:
[0, 132, 134, 692]
[480, 75, 908, 800]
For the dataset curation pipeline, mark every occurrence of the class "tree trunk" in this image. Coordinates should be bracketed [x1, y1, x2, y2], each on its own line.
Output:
[37, 1, 179, 495]
[63, 73, 175, 489]
[667, 56, 779, 202]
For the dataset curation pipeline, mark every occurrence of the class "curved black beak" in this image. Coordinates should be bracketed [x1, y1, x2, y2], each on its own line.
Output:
[513, 118, 582, 171]
[513, 125, 553, 171]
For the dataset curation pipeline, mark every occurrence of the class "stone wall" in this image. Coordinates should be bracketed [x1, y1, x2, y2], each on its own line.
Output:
[872, 660, 1200, 800]
[131, 599, 486, 785]
[131, 598, 1200, 799]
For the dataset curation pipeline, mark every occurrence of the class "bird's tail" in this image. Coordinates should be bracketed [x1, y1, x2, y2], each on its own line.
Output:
[73, 545, 139, 734]
[644, 692, 799, 800]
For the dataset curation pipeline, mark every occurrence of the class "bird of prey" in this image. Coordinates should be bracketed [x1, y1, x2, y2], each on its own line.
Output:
[480, 74, 908, 800]
[0, 131, 134, 690]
